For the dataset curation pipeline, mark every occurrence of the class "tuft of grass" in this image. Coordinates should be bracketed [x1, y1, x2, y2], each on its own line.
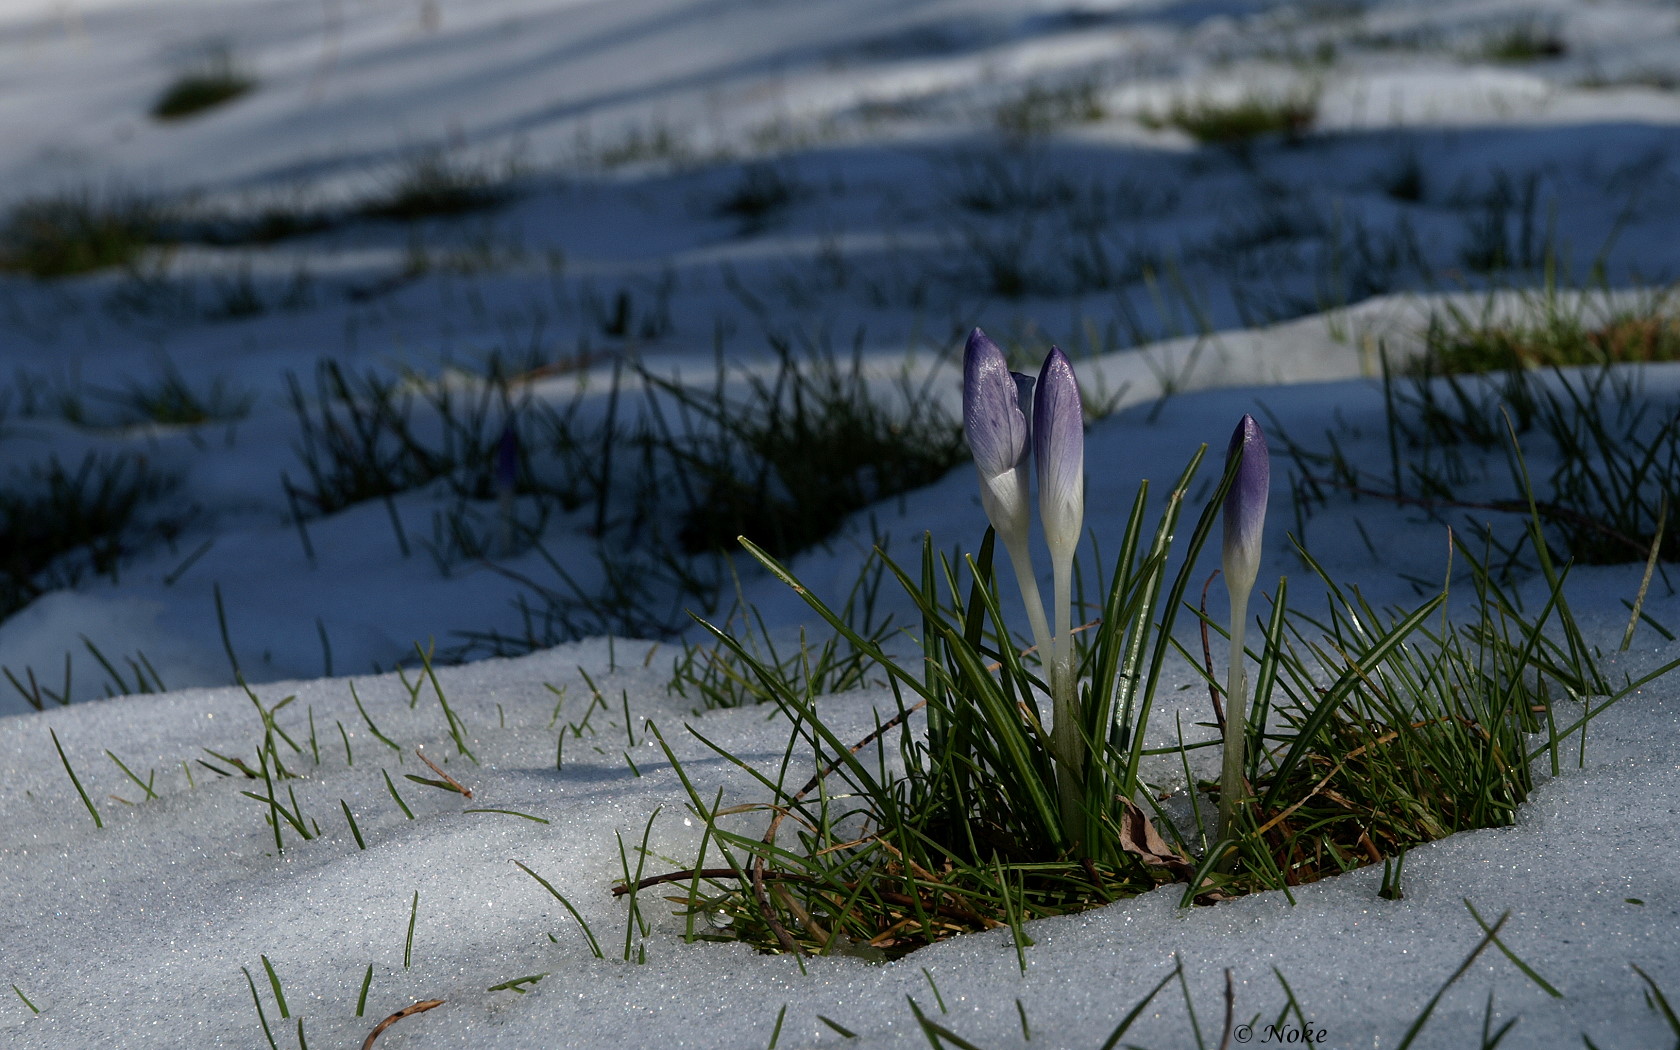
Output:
[622, 430, 1673, 958]
[1455, 171, 1548, 275]
[177, 204, 337, 247]
[1214, 522, 1598, 890]
[1418, 293, 1680, 374]
[1478, 20, 1567, 63]
[586, 121, 695, 170]
[667, 554, 893, 710]
[359, 150, 514, 222]
[712, 162, 805, 234]
[284, 360, 522, 516]
[1339, 292, 1680, 568]
[1377, 361, 1680, 568]
[0, 453, 179, 622]
[0, 192, 165, 278]
[1140, 88, 1318, 145]
[993, 77, 1106, 137]
[152, 48, 256, 120]
[5, 639, 169, 710]
[86, 361, 254, 427]
[642, 337, 965, 558]
[942, 153, 1078, 216]
[1382, 153, 1427, 203]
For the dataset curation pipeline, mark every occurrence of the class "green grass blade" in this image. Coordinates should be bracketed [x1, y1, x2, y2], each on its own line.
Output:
[242, 966, 279, 1050]
[513, 860, 604, 959]
[404, 891, 419, 968]
[1096, 959, 1181, 1050]
[51, 729, 102, 829]
[1463, 899, 1562, 997]
[356, 964, 373, 1017]
[260, 954, 290, 1019]
[1395, 912, 1508, 1050]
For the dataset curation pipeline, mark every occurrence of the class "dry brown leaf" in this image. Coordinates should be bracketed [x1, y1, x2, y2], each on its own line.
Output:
[1115, 797, 1196, 878]
[362, 999, 444, 1050]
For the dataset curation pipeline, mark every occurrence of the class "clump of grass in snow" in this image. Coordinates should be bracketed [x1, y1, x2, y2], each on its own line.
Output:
[1273, 292, 1680, 570]
[1478, 19, 1567, 63]
[1418, 290, 1680, 374]
[1140, 87, 1319, 145]
[583, 121, 696, 171]
[666, 553, 894, 710]
[359, 150, 515, 222]
[712, 162, 805, 234]
[173, 158, 509, 249]
[942, 152, 1079, 215]
[0, 191, 166, 278]
[620, 341, 1674, 958]
[468, 339, 961, 650]
[1303, 287, 1680, 567]
[86, 362, 254, 427]
[1378, 360, 1680, 569]
[152, 47, 256, 121]
[993, 76, 1106, 137]
[640, 336, 965, 557]
[284, 359, 527, 516]
[171, 200, 338, 248]
[0, 453, 178, 622]
[1455, 171, 1551, 275]
[273, 336, 961, 656]
[633, 468, 1647, 955]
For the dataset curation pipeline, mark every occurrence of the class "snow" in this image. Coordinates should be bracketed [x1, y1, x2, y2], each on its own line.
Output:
[3, 0, 1680, 1046]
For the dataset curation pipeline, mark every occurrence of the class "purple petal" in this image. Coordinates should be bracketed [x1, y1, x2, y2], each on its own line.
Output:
[1011, 371, 1035, 449]
[1222, 414, 1270, 590]
[1033, 346, 1084, 557]
[963, 328, 1028, 479]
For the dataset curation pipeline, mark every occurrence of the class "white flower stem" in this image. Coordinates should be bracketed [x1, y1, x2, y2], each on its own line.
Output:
[1216, 587, 1251, 871]
[999, 532, 1053, 671]
[1048, 552, 1083, 843]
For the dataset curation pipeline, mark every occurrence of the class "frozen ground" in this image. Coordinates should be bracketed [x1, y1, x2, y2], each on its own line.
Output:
[2, 0, 1679, 1046]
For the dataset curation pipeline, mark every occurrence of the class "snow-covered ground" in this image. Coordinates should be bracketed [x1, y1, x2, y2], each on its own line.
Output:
[3, 0, 1680, 1046]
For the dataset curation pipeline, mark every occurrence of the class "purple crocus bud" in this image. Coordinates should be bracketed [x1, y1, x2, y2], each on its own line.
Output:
[1221, 414, 1270, 595]
[1033, 347, 1084, 564]
[1012, 371, 1035, 439]
[963, 328, 1032, 545]
[1216, 413, 1270, 859]
[1033, 347, 1086, 819]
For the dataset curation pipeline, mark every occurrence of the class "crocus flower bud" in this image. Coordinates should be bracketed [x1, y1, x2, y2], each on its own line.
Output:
[1012, 371, 1035, 439]
[1033, 347, 1084, 565]
[1032, 347, 1086, 828]
[963, 328, 1032, 546]
[1221, 414, 1270, 595]
[1217, 413, 1270, 861]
